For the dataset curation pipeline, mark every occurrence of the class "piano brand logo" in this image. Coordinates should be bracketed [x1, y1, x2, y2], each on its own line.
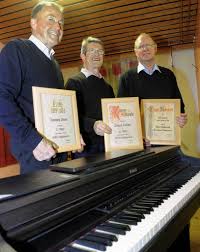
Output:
[129, 167, 138, 174]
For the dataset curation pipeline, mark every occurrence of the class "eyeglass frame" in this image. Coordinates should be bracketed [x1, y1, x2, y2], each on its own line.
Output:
[135, 43, 156, 50]
[86, 48, 105, 55]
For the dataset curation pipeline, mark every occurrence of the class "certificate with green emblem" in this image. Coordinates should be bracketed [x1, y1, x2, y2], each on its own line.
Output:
[101, 97, 143, 152]
[32, 87, 81, 152]
[141, 99, 181, 145]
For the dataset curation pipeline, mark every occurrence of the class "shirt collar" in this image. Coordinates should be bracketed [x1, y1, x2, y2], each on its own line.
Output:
[137, 62, 161, 75]
[81, 68, 102, 78]
[29, 35, 55, 59]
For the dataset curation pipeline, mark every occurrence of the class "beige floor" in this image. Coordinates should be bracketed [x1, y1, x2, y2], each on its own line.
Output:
[0, 163, 20, 179]
[0, 164, 199, 251]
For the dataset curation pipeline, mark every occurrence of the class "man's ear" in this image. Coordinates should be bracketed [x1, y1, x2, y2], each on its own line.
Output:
[30, 18, 37, 30]
[80, 53, 85, 62]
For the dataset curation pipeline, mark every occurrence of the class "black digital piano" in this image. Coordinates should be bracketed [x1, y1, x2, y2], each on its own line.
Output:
[0, 146, 199, 252]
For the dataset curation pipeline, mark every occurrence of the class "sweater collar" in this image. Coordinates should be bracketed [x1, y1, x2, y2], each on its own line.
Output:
[137, 62, 161, 75]
[81, 68, 102, 79]
[29, 35, 55, 59]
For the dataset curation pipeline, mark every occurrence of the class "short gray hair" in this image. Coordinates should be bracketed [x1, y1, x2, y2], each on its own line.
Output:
[134, 33, 156, 49]
[81, 36, 104, 55]
[31, 1, 64, 18]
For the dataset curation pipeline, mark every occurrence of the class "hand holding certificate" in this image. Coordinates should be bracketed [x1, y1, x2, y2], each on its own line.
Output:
[101, 97, 143, 152]
[141, 99, 181, 145]
[32, 87, 81, 152]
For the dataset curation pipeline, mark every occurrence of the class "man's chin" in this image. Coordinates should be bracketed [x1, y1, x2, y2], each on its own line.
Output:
[93, 62, 102, 68]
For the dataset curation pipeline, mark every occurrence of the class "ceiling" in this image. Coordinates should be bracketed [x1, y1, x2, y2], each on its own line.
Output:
[0, 0, 198, 65]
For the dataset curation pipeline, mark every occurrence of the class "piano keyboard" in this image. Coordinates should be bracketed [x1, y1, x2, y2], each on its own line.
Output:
[61, 167, 200, 252]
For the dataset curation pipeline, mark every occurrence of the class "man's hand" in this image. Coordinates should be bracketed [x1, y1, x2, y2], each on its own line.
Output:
[93, 120, 112, 136]
[176, 113, 187, 128]
[72, 134, 86, 153]
[143, 138, 151, 148]
[33, 138, 57, 161]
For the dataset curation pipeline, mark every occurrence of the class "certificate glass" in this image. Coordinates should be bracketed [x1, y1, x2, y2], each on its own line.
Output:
[101, 97, 143, 152]
[141, 99, 181, 145]
[32, 87, 81, 152]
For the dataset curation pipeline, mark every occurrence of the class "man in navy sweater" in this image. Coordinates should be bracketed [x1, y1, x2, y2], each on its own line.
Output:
[66, 37, 115, 157]
[0, 1, 67, 174]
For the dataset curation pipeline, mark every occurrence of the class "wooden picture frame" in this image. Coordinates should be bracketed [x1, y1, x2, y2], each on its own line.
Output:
[32, 86, 81, 152]
[141, 99, 181, 145]
[101, 97, 144, 152]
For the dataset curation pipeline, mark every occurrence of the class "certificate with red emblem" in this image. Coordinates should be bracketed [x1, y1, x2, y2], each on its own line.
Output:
[141, 99, 181, 145]
[101, 97, 143, 152]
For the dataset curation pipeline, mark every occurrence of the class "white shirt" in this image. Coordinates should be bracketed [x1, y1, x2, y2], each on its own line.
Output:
[29, 35, 55, 59]
[81, 68, 102, 79]
[137, 62, 161, 75]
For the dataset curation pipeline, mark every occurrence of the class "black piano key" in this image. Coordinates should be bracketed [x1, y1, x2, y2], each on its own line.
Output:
[88, 231, 118, 241]
[96, 225, 126, 235]
[83, 234, 112, 246]
[138, 199, 161, 207]
[103, 222, 131, 231]
[122, 209, 145, 219]
[127, 206, 150, 215]
[117, 213, 140, 221]
[147, 194, 168, 199]
[109, 217, 137, 225]
[132, 203, 154, 211]
[142, 197, 163, 202]
[74, 239, 106, 251]
[60, 246, 88, 252]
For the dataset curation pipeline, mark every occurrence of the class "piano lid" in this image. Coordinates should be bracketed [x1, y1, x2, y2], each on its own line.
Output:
[0, 169, 79, 202]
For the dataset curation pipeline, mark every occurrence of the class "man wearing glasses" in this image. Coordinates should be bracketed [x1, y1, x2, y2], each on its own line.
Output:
[66, 36, 115, 157]
[118, 33, 187, 128]
[117, 33, 197, 252]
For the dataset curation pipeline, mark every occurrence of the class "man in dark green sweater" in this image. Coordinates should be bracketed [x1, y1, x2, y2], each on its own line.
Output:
[66, 37, 115, 157]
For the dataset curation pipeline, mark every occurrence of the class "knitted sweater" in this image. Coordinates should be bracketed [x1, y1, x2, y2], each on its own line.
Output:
[66, 72, 115, 146]
[0, 39, 65, 169]
[118, 67, 185, 113]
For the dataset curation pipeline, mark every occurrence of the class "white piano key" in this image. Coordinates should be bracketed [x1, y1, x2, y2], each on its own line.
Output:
[105, 171, 200, 252]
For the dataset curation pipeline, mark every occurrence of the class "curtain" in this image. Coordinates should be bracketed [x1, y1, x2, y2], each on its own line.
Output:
[0, 128, 16, 167]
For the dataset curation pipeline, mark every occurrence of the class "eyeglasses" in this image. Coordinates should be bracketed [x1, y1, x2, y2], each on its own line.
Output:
[135, 44, 156, 50]
[47, 15, 64, 28]
[86, 48, 104, 55]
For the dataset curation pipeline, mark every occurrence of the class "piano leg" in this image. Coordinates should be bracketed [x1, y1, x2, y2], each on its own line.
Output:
[167, 224, 190, 252]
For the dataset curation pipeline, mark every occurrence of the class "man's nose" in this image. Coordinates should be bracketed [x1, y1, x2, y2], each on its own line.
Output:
[54, 21, 63, 31]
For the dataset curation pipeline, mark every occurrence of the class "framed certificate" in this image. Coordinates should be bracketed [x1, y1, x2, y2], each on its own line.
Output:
[101, 97, 143, 152]
[141, 99, 181, 145]
[32, 86, 81, 152]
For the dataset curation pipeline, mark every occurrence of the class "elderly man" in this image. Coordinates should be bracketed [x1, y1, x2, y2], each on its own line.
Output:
[66, 36, 115, 157]
[0, 1, 67, 174]
[118, 32, 199, 252]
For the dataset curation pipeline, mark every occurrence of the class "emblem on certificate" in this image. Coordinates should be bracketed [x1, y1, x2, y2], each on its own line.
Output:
[32, 87, 81, 152]
[141, 99, 181, 145]
[101, 97, 143, 152]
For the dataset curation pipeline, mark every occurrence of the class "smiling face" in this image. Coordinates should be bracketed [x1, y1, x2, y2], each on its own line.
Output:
[134, 34, 157, 66]
[31, 5, 64, 49]
[80, 42, 104, 72]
